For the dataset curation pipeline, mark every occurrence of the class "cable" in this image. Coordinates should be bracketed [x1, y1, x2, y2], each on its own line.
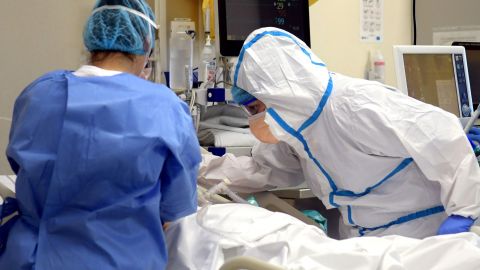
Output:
[464, 104, 480, 134]
[189, 87, 196, 112]
[413, 0, 417, 45]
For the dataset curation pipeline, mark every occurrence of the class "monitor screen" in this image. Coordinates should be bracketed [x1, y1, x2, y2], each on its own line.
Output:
[217, 0, 310, 56]
[452, 42, 480, 109]
[402, 54, 460, 116]
[467, 50, 480, 108]
[225, 0, 308, 42]
[393, 46, 473, 119]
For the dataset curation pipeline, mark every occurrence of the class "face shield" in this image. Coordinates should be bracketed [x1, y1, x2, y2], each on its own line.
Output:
[140, 49, 154, 80]
[241, 99, 264, 117]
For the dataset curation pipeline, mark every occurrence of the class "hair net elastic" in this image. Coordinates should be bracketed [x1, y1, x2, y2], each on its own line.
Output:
[232, 85, 256, 105]
[84, 0, 158, 55]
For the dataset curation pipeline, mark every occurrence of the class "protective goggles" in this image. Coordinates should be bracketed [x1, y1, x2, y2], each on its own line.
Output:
[241, 99, 265, 117]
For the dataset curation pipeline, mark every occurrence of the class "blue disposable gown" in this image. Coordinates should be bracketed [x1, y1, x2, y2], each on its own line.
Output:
[0, 70, 201, 269]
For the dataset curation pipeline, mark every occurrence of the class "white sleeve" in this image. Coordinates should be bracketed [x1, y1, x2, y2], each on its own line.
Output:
[199, 142, 305, 193]
[344, 86, 480, 219]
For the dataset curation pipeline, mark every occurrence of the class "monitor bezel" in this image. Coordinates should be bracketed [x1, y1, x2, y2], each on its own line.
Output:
[393, 45, 474, 118]
[216, 0, 311, 57]
[452, 41, 480, 50]
[452, 41, 480, 108]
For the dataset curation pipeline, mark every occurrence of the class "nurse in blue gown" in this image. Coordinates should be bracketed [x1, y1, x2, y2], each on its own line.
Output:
[0, 0, 201, 269]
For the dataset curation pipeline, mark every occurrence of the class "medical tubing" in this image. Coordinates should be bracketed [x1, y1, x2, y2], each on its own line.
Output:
[206, 182, 248, 204]
[198, 185, 230, 205]
[464, 104, 480, 133]
[197, 185, 211, 206]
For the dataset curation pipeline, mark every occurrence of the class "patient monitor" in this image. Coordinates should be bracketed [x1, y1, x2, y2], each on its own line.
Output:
[393, 45, 474, 120]
[215, 0, 311, 57]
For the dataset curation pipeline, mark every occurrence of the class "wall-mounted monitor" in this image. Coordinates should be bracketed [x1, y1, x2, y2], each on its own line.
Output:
[215, 0, 311, 57]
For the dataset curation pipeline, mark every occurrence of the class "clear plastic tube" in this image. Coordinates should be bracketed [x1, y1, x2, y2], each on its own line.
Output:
[206, 181, 248, 204]
[464, 104, 480, 134]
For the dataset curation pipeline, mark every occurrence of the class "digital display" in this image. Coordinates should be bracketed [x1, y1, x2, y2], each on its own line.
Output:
[224, 0, 307, 42]
[466, 50, 480, 108]
[403, 54, 460, 116]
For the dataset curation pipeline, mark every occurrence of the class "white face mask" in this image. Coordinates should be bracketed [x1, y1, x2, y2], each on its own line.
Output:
[248, 112, 280, 144]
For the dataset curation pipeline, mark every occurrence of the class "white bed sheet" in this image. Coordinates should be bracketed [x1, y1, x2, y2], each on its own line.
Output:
[165, 204, 480, 270]
[0, 175, 16, 204]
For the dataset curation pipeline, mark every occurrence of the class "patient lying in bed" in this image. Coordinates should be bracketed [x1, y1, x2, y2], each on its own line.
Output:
[165, 204, 480, 270]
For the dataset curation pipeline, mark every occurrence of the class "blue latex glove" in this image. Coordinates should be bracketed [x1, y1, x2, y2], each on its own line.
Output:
[437, 215, 475, 235]
[467, 127, 480, 140]
[467, 127, 480, 144]
[467, 127, 480, 155]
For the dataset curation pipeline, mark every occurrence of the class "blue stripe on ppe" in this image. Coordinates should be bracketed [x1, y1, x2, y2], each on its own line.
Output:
[334, 158, 414, 197]
[236, 30, 424, 233]
[233, 30, 326, 88]
[297, 76, 333, 133]
[268, 107, 340, 207]
[328, 193, 339, 208]
[357, 205, 445, 236]
[243, 98, 258, 106]
[336, 158, 413, 228]
[347, 206, 355, 225]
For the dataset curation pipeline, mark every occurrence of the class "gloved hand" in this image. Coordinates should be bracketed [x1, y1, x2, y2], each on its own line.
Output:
[437, 215, 475, 235]
[467, 127, 480, 145]
[197, 147, 221, 186]
[467, 127, 480, 155]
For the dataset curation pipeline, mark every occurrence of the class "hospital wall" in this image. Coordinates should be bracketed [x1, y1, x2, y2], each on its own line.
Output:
[0, 1, 412, 174]
[310, 1, 413, 86]
[0, 0, 96, 174]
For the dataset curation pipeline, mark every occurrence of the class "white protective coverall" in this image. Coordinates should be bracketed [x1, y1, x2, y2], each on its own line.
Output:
[165, 204, 480, 270]
[200, 27, 480, 238]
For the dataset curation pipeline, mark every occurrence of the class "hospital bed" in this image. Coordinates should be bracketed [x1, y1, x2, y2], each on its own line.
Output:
[189, 181, 480, 270]
[198, 180, 329, 229]
[166, 203, 480, 270]
[3, 176, 480, 270]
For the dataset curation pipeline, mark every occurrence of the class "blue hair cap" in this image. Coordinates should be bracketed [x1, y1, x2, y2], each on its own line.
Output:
[231, 85, 256, 105]
[83, 0, 156, 55]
